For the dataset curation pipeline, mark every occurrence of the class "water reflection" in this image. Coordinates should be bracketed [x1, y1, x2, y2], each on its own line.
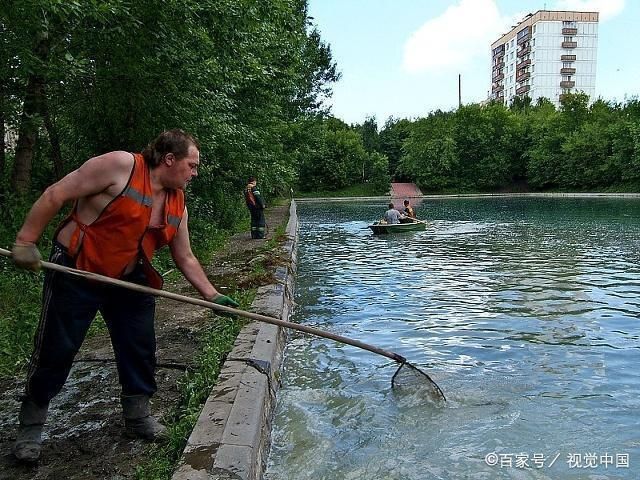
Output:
[266, 197, 640, 479]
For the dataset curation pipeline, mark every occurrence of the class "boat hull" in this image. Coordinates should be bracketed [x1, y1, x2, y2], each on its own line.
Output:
[368, 221, 426, 234]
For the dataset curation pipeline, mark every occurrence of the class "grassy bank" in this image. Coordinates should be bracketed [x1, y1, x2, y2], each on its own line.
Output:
[135, 221, 289, 479]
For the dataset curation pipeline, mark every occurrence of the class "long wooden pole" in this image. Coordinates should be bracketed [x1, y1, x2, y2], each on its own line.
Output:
[0, 247, 407, 364]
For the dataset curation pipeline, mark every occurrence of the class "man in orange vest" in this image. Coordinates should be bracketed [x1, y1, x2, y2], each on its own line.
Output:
[10, 129, 238, 462]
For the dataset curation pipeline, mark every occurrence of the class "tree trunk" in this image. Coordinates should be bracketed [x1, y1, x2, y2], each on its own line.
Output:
[42, 93, 63, 179]
[11, 32, 50, 194]
[11, 75, 44, 194]
[0, 101, 5, 179]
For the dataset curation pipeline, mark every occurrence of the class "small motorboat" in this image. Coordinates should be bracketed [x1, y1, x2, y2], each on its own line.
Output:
[368, 220, 426, 234]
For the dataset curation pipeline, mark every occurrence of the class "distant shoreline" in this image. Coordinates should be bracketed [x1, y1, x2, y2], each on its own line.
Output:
[295, 192, 640, 202]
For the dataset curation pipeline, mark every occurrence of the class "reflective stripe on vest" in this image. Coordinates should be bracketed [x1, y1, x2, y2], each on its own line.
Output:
[64, 153, 184, 283]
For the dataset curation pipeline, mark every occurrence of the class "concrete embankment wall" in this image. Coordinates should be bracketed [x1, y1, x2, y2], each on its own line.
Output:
[172, 200, 298, 480]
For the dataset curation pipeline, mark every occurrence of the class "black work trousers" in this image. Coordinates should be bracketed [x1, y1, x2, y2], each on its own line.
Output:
[249, 208, 266, 239]
[25, 243, 157, 407]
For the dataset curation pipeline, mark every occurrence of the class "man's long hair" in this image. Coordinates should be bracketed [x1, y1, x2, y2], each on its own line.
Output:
[142, 129, 200, 167]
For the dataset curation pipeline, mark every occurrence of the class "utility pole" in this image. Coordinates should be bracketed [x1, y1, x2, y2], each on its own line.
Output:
[458, 74, 462, 108]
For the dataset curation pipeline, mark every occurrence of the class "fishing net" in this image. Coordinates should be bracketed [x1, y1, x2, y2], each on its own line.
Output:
[391, 362, 446, 404]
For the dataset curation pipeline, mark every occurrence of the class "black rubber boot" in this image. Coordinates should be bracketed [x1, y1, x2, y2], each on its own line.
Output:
[12, 398, 49, 462]
[121, 395, 167, 441]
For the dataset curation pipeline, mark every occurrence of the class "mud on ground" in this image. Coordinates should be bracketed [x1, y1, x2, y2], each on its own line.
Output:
[0, 203, 291, 480]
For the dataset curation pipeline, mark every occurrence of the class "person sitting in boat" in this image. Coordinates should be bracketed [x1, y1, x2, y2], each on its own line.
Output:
[398, 199, 418, 223]
[403, 199, 416, 218]
[382, 203, 405, 224]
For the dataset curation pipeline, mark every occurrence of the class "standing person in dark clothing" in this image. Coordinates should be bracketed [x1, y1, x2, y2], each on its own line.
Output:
[9, 129, 239, 462]
[244, 176, 266, 239]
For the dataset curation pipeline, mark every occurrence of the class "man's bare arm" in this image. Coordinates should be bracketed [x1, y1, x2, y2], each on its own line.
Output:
[169, 208, 219, 300]
[15, 151, 133, 244]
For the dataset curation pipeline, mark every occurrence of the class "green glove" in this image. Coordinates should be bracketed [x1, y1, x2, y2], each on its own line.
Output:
[12, 243, 42, 272]
[212, 294, 239, 308]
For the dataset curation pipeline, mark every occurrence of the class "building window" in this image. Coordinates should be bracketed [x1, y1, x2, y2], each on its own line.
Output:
[563, 62, 573, 68]
[517, 27, 530, 40]
[533, 25, 536, 33]
[564, 36, 573, 42]
[562, 75, 572, 81]
[563, 20, 577, 28]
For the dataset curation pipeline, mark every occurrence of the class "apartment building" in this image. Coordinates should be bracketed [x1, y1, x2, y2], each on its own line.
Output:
[490, 10, 598, 107]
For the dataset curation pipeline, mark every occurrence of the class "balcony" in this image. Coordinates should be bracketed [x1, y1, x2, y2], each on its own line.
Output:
[516, 85, 531, 95]
[517, 34, 530, 45]
[562, 41, 577, 48]
[516, 71, 530, 82]
[492, 73, 504, 82]
[492, 84, 504, 94]
[517, 59, 531, 67]
[518, 46, 531, 57]
[560, 80, 575, 88]
[561, 54, 576, 61]
[562, 27, 578, 35]
[560, 67, 576, 75]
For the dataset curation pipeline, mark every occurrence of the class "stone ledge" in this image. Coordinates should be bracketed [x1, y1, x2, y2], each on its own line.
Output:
[172, 200, 298, 480]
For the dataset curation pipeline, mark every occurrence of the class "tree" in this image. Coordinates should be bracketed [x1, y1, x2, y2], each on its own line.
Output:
[367, 152, 390, 194]
[379, 116, 411, 176]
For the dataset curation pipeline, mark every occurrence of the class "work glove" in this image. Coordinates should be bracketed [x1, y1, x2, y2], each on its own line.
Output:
[12, 243, 42, 272]
[211, 294, 239, 308]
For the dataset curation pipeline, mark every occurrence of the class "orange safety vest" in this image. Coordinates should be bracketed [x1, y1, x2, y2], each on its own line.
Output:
[60, 153, 185, 289]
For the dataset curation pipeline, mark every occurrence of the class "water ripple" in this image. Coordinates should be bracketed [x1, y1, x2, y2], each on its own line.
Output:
[267, 198, 640, 480]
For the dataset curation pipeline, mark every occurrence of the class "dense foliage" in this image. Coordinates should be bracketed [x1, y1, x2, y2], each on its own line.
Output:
[294, 93, 640, 195]
[0, 0, 340, 374]
[394, 94, 640, 193]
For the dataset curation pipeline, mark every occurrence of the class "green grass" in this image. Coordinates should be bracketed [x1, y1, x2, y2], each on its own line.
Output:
[135, 210, 291, 479]
[134, 289, 252, 480]
[0, 268, 43, 376]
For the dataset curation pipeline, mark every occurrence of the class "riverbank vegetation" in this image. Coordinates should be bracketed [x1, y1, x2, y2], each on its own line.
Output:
[390, 94, 640, 193]
[290, 93, 640, 196]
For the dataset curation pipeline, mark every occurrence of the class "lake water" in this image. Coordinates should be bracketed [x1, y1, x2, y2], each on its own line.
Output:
[264, 197, 640, 480]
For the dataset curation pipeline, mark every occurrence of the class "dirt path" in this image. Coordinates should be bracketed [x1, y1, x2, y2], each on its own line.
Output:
[0, 204, 290, 480]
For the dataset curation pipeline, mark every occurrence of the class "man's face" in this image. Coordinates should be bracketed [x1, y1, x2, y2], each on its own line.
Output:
[168, 145, 199, 190]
